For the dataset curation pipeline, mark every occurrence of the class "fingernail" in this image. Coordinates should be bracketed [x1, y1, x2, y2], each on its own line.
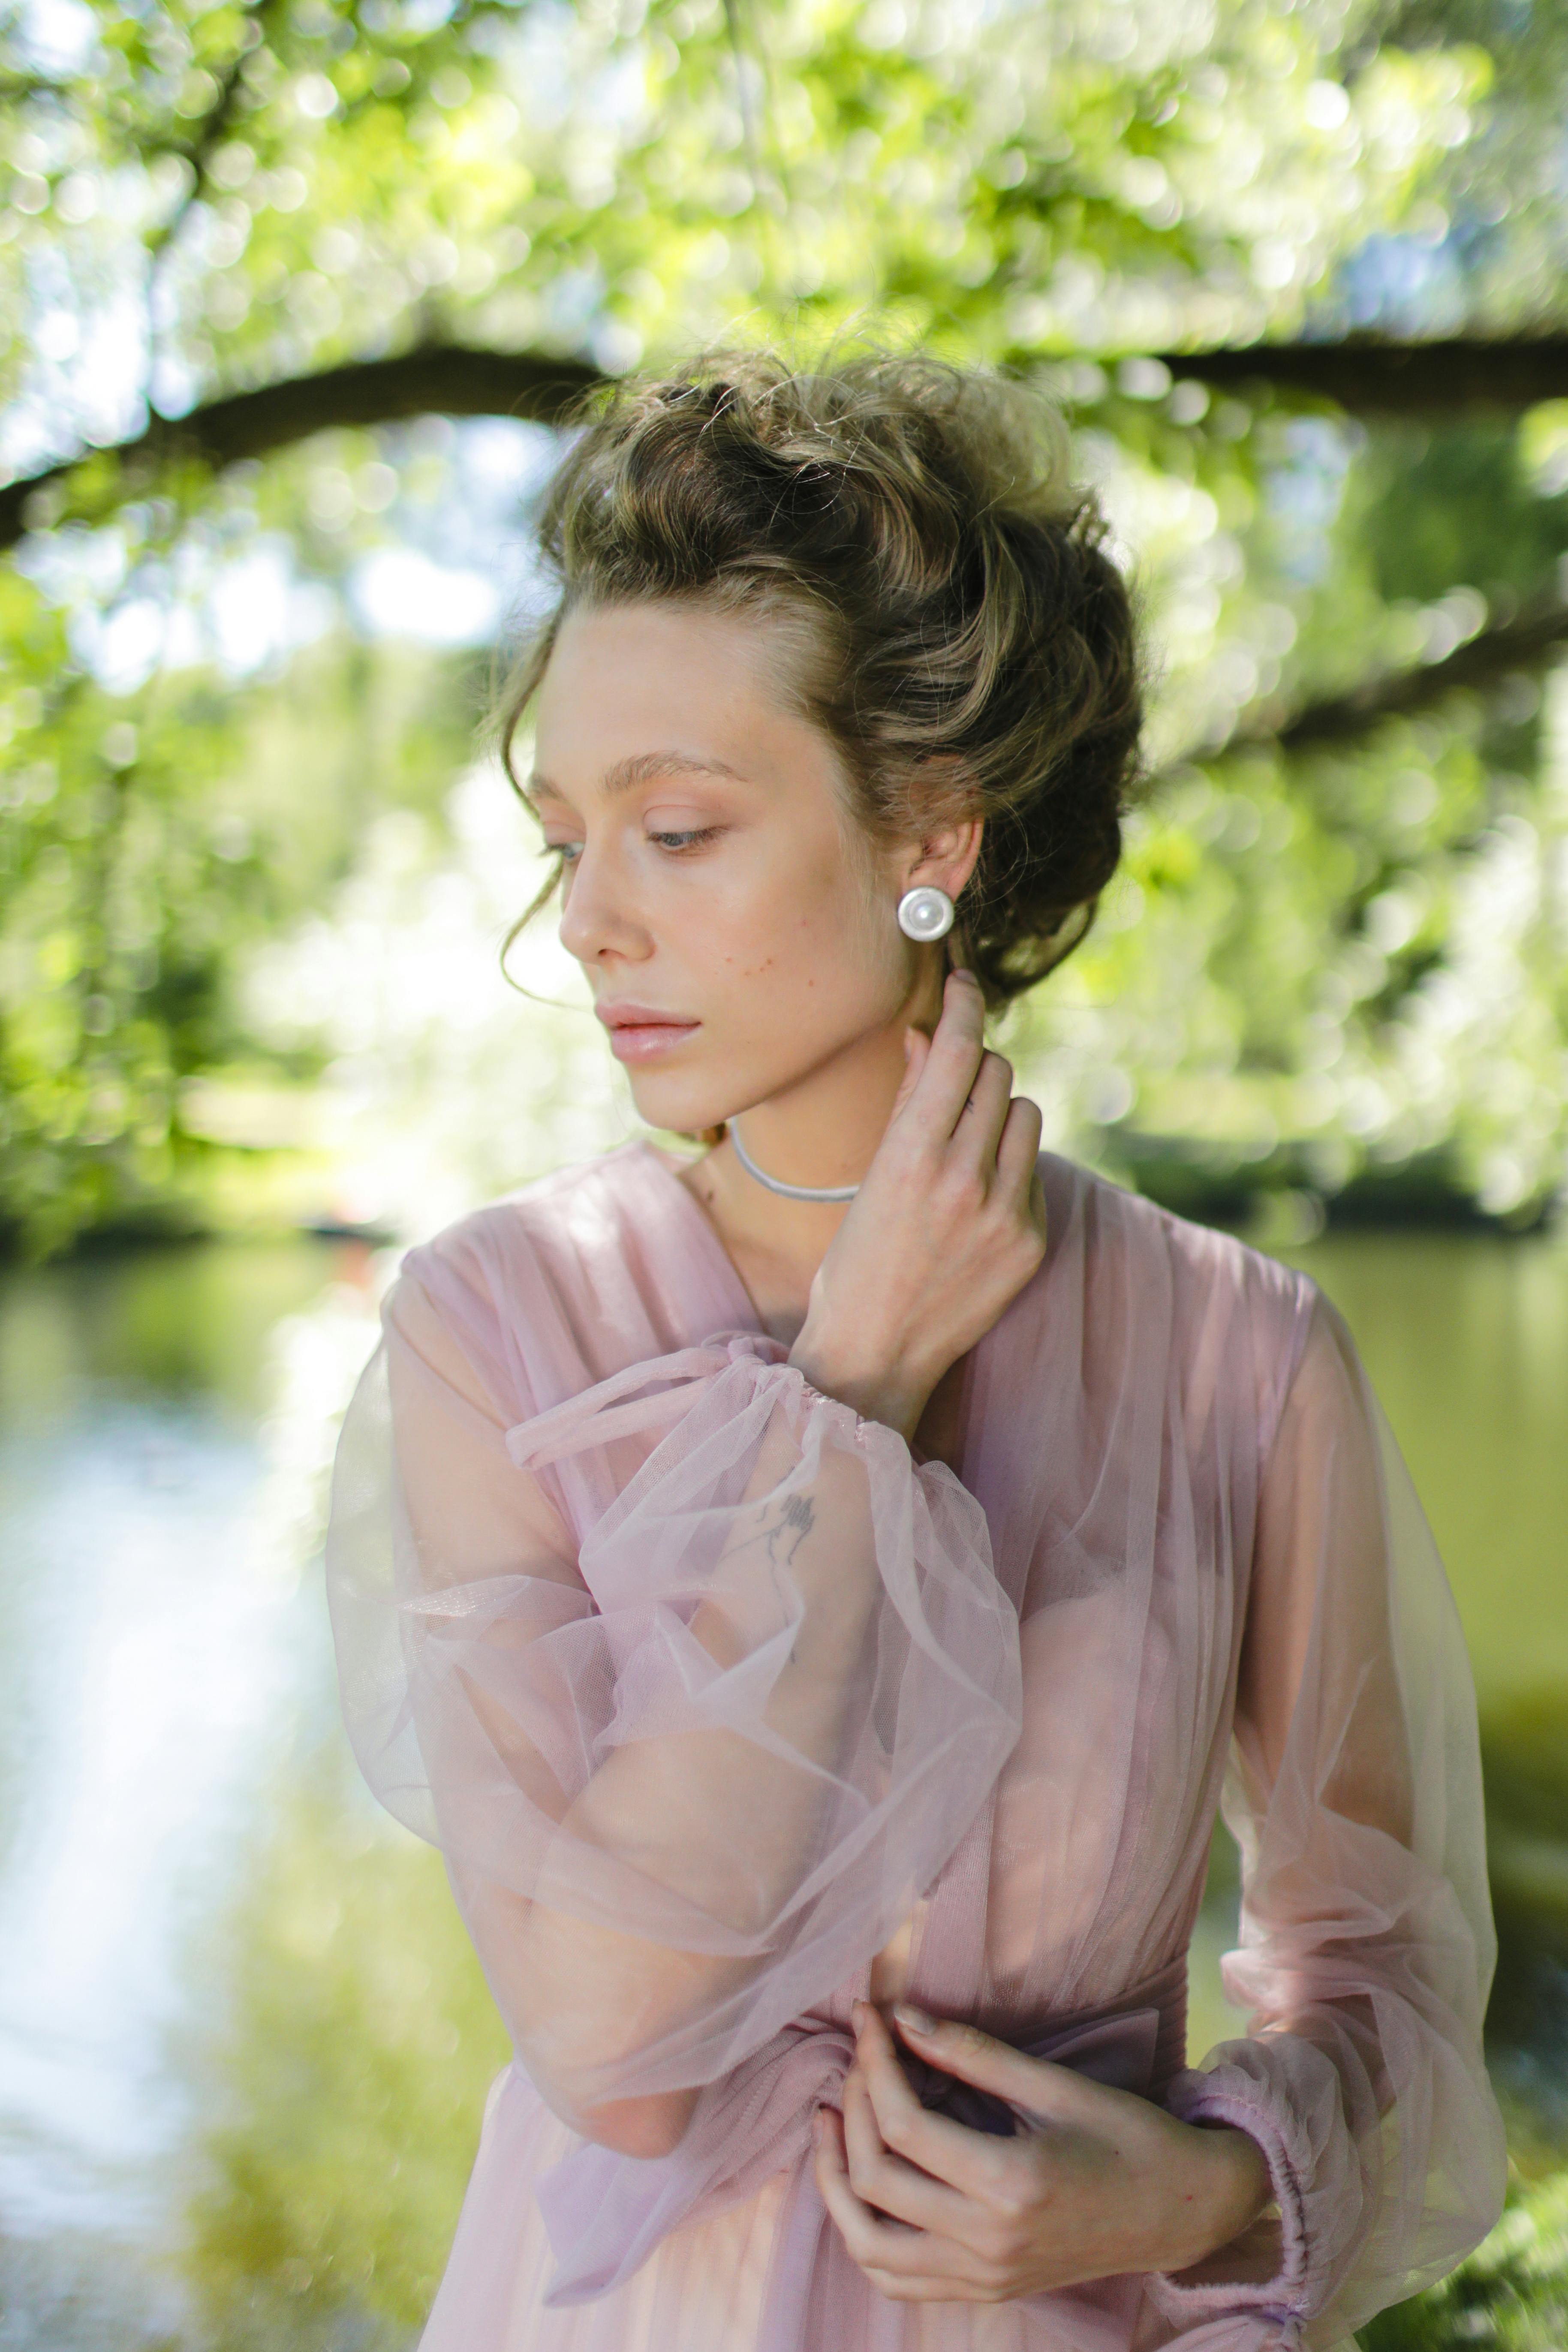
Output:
[894, 2002, 938, 2035]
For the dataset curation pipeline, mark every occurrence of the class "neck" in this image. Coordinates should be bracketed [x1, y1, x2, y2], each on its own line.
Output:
[730, 1066, 890, 1197]
[729, 1122, 860, 1202]
[683, 982, 941, 1326]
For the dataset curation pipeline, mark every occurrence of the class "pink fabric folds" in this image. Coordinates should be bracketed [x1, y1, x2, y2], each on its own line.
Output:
[324, 1140, 1507, 2352]
[536, 1952, 1189, 2352]
[508, 1328, 1024, 2098]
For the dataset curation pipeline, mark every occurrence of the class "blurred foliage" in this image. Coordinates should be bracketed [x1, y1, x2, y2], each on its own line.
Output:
[0, 586, 475, 1248]
[1360, 2174, 1568, 2351]
[2, 0, 1568, 1244]
[1007, 665, 1568, 1226]
[182, 1760, 508, 2346]
[1358, 423, 1568, 609]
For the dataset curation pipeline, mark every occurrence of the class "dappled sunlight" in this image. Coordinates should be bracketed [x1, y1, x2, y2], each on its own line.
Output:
[7, 0, 1568, 2339]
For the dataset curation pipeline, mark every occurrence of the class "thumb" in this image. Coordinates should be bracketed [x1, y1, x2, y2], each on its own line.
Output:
[892, 2005, 1092, 2119]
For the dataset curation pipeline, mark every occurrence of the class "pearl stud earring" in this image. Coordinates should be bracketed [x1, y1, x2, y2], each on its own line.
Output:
[897, 885, 955, 942]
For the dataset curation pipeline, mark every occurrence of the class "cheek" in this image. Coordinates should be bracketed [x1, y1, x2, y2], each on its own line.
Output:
[706, 839, 883, 989]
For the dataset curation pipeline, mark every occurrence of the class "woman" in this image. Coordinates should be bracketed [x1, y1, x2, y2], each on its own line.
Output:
[325, 353, 1506, 2352]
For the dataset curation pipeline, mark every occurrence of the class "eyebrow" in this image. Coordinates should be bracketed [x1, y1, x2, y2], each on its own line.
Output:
[525, 750, 748, 807]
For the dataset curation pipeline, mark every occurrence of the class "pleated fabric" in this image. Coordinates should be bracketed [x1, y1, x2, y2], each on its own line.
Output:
[325, 1140, 1505, 2352]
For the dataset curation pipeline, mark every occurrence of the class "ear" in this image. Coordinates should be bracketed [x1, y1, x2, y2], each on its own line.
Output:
[899, 812, 983, 906]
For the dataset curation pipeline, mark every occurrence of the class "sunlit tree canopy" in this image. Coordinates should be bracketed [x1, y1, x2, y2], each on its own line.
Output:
[3, 0, 1568, 1248]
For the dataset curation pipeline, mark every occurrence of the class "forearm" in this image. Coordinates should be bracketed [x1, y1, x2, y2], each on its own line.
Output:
[508, 1428, 888, 2123]
[562, 1430, 880, 1897]
[460, 1872, 706, 2154]
[391, 1329, 1012, 2150]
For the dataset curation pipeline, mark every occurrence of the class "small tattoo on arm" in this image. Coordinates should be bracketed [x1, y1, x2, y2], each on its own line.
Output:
[732, 1493, 818, 1661]
[772, 1492, 816, 1561]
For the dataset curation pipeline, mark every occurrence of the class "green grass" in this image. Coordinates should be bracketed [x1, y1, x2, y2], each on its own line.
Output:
[1360, 2174, 1568, 2350]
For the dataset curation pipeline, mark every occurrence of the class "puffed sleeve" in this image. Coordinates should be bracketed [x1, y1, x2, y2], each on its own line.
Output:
[323, 1250, 1022, 2122]
[1151, 1289, 1507, 2348]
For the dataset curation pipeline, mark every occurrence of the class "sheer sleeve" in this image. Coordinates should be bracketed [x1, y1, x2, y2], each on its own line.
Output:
[1151, 1290, 1507, 2346]
[324, 1254, 1022, 2130]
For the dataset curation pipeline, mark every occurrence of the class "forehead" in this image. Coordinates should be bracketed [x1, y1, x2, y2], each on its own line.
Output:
[529, 600, 835, 801]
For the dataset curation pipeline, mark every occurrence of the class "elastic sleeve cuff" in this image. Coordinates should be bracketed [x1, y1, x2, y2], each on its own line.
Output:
[1147, 2062, 1314, 2335]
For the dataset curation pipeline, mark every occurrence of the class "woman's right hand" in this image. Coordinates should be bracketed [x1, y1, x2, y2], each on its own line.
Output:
[789, 968, 1046, 1442]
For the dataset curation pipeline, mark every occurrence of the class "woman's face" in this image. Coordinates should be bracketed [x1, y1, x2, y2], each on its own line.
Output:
[526, 599, 962, 1137]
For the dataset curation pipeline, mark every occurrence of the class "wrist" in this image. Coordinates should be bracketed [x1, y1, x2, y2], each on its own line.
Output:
[1173, 2120, 1273, 2274]
[787, 1330, 927, 1440]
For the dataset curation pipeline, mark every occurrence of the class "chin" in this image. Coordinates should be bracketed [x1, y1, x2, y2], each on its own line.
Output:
[625, 1041, 795, 1139]
[622, 1067, 731, 1138]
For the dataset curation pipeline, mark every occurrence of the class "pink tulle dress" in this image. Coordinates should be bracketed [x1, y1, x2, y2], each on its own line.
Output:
[325, 1139, 1505, 2352]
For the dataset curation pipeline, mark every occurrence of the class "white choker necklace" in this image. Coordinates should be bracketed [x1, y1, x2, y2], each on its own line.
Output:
[728, 1124, 860, 1203]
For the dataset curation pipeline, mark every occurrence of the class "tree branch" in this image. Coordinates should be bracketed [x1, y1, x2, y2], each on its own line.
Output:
[11, 328, 1568, 562]
[0, 343, 602, 550]
[1151, 333, 1568, 418]
[8, 328, 1568, 763]
[1191, 593, 1568, 768]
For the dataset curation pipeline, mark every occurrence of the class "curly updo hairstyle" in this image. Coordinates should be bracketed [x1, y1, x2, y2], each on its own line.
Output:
[496, 349, 1143, 1009]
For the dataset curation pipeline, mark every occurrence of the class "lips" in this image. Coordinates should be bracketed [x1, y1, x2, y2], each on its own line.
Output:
[596, 1002, 701, 1064]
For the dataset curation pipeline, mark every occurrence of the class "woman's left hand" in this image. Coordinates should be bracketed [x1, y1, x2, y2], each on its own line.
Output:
[811, 2000, 1273, 2306]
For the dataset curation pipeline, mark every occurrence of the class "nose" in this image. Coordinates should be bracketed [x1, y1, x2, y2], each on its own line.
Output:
[556, 840, 648, 969]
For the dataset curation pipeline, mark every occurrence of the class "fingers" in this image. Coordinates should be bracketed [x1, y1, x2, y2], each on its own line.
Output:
[840, 2060, 984, 2237]
[813, 2106, 925, 2272]
[813, 2106, 976, 2297]
[891, 2005, 1129, 2129]
[939, 1046, 1044, 1244]
[892, 2005, 1063, 2111]
[993, 1092, 1044, 1201]
[849, 2003, 1015, 2203]
[952, 1049, 1014, 1159]
[903, 969, 986, 1137]
[906, 978, 1041, 1194]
